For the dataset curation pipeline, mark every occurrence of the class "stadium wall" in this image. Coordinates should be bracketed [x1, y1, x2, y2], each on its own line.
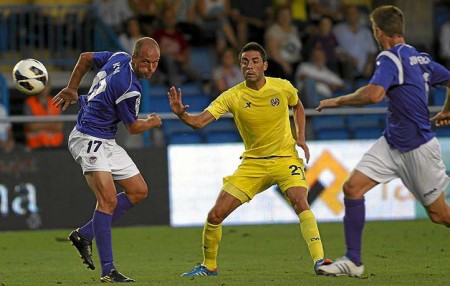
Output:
[0, 148, 170, 231]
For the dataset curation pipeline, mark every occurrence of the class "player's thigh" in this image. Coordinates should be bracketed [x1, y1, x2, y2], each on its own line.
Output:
[271, 157, 308, 192]
[84, 171, 117, 205]
[400, 137, 449, 206]
[222, 159, 273, 203]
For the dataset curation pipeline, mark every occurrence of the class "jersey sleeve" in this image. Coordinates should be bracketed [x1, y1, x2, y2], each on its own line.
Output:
[116, 91, 140, 125]
[285, 81, 299, 106]
[93, 52, 115, 69]
[369, 55, 398, 90]
[429, 60, 450, 87]
[205, 90, 232, 120]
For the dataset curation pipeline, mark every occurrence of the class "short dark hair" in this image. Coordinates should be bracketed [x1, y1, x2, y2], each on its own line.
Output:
[370, 5, 404, 37]
[239, 42, 267, 62]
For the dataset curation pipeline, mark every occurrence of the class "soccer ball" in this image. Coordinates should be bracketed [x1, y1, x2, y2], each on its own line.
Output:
[12, 59, 48, 95]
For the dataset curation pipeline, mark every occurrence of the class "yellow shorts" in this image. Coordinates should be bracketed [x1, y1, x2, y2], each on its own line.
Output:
[222, 156, 308, 203]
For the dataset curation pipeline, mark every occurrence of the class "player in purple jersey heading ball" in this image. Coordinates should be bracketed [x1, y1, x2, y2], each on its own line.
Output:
[315, 5, 450, 277]
[53, 37, 162, 282]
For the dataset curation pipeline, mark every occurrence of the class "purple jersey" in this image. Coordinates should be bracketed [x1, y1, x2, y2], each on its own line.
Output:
[370, 44, 450, 151]
[76, 52, 141, 139]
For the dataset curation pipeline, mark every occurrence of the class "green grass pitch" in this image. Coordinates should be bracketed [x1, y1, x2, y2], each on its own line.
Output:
[0, 219, 448, 286]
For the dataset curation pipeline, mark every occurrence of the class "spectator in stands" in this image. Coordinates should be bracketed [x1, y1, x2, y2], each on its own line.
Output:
[23, 82, 63, 151]
[211, 47, 244, 97]
[164, 0, 203, 46]
[197, 0, 240, 52]
[92, 0, 133, 33]
[308, 0, 344, 23]
[271, 0, 310, 32]
[229, 0, 272, 46]
[305, 17, 339, 72]
[333, 5, 377, 85]
[439, 19, 450, 68]
[0, 103, 14, 153]
[153, 8, 201, 86]
[295, 47, 345, 107]
[265, 5, 303, 82]
[119, 17, 144, 55]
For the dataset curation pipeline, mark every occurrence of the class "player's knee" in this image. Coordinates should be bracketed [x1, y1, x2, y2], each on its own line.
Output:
[98, 196, 118, 213]
[130, 185, 148, 205]
[207, 209, 224, 225]
[342, 180, 354, 196]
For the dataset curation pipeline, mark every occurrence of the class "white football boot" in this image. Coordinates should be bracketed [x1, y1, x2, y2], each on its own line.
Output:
[316, 256, 364, 277]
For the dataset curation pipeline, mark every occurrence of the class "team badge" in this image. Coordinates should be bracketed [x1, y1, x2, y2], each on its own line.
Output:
[270, 98, 280, 107]
[89, 156, 97, 164]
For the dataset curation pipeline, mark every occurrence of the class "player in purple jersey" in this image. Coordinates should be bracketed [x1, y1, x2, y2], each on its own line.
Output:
[315, 6, 450, 277]
[53, 37, 162, 282]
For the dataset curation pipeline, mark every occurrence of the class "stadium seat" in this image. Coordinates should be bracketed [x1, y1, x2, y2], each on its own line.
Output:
[204, 131, 241, 143]
[180, 82, 204, 96]
[148, 95, 172, 113]
[189, 47, 215, 80]
[315, 129, 350, 140]
[347, 114, 385, 131]
[162, 120, 195, 137]
[353, 128, 383, 139]
[166, 132, 203, 144]
[148, 84, 168, 97]
[184, 95, 211, 112]
[312, 116, 346, 133]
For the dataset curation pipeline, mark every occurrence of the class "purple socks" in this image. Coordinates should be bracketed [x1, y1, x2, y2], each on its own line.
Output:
[344, 198, 365, 266]
[78, 192, 134, 241]
[93, 210, 115, 276]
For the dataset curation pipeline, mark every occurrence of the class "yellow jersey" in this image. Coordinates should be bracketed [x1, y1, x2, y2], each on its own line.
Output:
[206, 77, 300, 159]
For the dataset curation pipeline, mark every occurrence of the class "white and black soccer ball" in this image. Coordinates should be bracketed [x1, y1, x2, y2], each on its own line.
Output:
[12, 59, 48, 95]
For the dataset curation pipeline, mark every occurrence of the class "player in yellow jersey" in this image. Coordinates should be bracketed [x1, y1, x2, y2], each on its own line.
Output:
[167, 42, 331, 276]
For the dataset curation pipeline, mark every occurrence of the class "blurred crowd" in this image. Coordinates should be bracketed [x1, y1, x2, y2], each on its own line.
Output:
[2, 0, 450, 152]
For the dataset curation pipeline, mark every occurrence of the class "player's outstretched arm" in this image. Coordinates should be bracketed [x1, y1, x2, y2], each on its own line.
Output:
[316, 84, 385, 111]
[167, 86, 215, 129]
[126, 113, 162, 134]
[52, 52, 94, 111]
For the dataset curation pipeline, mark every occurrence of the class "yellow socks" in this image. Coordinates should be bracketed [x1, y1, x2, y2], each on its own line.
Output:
[202, 221, 222, 270]
[299, 210, 324, 263]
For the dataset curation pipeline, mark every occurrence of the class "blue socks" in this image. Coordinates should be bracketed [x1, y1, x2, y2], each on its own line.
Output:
[344, 198, 365, 266]
[78, 192, 134, 241]
[93, 210, 115, 276]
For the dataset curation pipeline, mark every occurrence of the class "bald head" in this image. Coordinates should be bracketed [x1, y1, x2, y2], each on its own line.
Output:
[131, 37, 160, 79]
[133, 37, 160, 57]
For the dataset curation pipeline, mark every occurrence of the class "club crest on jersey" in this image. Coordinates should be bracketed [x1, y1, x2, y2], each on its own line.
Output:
[270, 98, 280, 107]
[89, 156, 97, 164]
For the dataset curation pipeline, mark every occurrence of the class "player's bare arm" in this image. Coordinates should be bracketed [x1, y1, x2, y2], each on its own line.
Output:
[53, 52, 95, 111]
[292, 100, 310, 163]
[316, 84, 385, 111]
[167, 86, 215, 129]
[126, 113, 162, 134]
[430, 80, 450, 126]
